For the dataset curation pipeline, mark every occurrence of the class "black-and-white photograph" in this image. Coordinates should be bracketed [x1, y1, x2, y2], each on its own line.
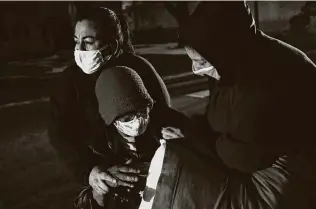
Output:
[1, 1, 316, 209]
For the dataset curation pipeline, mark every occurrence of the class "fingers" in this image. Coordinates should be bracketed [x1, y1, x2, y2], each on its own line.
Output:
[99, 171, 136, 188]
[99, 172, 119, 188]
[125, 159, 133, 165]
[90, 177, 109, 195]
[162, 126, 177, 132]
[162, 127, 184, 139]
[98, 180, 109, 193]
[116, 179, 135, 188]
[118, 166, 140, 174]
[162, 127, 182, 135]
[115, 173, 139, 183]
[162, 131, 176, 139]
[99, 172, 117, 185]
[92, 189, 105, 207]
[95, 183, 109, 195]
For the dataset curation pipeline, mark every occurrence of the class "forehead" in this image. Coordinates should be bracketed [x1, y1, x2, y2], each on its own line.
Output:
[74, 19, 99, 38]
[185, 46, 204, 60]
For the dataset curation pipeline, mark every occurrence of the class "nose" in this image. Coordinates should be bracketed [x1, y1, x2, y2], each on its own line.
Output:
[75, 41, 85, 51]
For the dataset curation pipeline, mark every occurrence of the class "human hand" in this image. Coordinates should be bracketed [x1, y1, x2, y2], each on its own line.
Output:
[161, 127, 185, 140]
[92, 188, 105, 207]
[89, 165, 140, 196]
[107, 165, 140, 188]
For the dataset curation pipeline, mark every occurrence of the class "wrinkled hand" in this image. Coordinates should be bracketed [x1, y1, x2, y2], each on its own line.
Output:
[89, 165, 140, 196]
[162, 127, 185, 140]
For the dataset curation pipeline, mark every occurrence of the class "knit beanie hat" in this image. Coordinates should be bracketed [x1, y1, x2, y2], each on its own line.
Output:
[95, 66, 154, 125]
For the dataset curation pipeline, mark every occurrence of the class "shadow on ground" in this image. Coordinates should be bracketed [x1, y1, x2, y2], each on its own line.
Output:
[0, 101, 80, 209]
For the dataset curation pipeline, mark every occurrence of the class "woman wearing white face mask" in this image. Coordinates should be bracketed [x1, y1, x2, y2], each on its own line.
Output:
[48, 7, 171, 184]
[74, 66, 193, 209]
[74, 45, 113, 75]
[179, 2, 316, 209]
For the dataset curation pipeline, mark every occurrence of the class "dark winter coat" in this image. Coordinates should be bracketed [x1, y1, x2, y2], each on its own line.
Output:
[179, 2, 316, 209]
[48, 53, 171, 181]
[74, 106, 194, 209]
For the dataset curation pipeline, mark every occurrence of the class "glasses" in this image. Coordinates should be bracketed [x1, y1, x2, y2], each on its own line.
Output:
[117, 106, 150, 123]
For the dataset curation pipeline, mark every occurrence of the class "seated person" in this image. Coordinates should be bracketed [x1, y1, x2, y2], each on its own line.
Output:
[74, 66, 194, 209]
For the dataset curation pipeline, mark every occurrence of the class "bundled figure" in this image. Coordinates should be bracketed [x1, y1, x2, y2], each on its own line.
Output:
[74, 66, 221, 209]
[179, 2, 316, 209]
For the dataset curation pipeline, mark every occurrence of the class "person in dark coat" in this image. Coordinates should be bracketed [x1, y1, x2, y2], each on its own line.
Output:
[178, 2, 316, 209]
[74, 66, 194, 209]
[48, 7, 171, 182]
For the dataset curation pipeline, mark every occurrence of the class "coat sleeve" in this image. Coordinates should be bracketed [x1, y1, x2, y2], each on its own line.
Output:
[47, 70, 96, 182]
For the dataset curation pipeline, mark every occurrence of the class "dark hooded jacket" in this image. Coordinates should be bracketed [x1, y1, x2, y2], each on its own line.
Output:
[48, 53, 171, 181]
[179, 2, 316, 209]
[73, 66, 225, 209]
[74, 104, 196, 209]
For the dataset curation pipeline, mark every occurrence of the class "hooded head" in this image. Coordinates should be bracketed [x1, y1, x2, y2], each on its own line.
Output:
[179, 2, 257, 80]
[95, 66, 154, 127]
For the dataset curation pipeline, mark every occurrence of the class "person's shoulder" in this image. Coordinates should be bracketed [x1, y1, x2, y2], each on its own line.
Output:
[256, 33, 316, 83]
[117, 53, 154, 69]
[263, 33, 313, 65]
[118, 53, 147, 62]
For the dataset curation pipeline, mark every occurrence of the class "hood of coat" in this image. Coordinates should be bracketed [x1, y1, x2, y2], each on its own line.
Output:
[179, 2, 259, 83]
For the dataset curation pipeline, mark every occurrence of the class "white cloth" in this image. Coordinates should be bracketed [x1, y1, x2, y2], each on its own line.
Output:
[192, 64, 221, 80]
[138, 140, 166, 209]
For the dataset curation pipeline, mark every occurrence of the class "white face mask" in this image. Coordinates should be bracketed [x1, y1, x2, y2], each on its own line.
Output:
[74, 46, 112, 74]
[114, 116, 149, 137]
[192, 61, 221, 80]
[185, 46, 220, 80]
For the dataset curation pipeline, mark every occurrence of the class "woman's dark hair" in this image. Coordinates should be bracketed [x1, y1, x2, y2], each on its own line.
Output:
[76, 7, 135, 54]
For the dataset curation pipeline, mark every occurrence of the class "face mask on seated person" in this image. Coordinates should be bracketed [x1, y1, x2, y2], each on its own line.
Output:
[74, 45, 112, 74]
[114, 115, 150, 137]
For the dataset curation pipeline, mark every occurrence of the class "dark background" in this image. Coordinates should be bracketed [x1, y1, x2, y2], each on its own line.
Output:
[1, 1, 316, 61]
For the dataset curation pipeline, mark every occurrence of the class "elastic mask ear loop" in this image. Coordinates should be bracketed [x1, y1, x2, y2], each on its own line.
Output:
[99, 45, 109, 51]
[99, 45, 113, 63]
[111, 39, 120, 57]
